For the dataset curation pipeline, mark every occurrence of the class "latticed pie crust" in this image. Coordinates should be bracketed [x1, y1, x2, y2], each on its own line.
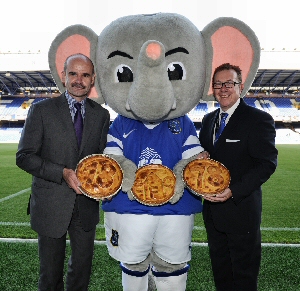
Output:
[183, 158, 230, 196]
[76, 154, 123, 200]
[131, 164, 176, 206]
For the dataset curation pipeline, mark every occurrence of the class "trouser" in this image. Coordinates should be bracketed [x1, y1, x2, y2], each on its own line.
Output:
[205, 213, 261, 291]
[37, 199, 96, 291]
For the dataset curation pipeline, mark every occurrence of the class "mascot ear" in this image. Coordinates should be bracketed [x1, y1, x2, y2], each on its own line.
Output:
[48, 24, 105, 104]
[201, 17, 260, 101]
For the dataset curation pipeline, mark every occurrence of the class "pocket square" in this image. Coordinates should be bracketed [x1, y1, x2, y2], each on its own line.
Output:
[226, 139, 240, 142]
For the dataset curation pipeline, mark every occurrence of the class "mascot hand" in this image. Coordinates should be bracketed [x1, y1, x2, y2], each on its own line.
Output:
[169, 178, 185, 204]
[197, 150, 210, 159]
[126, 189, 135, 201]
[108, 154, 137, 200]
[170, 152, 209, 204]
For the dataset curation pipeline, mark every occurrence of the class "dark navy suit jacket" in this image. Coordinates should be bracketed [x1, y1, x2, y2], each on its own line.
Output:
[199, 98, 277, 234]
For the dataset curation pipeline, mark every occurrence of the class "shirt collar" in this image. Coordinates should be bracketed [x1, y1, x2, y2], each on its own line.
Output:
[220, 98, 240, 119]
[65, 90, 86, 108]
[65, 91, 87, 121]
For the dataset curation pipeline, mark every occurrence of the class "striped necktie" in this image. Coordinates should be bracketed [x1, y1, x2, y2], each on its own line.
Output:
[214, 112, 228, 145]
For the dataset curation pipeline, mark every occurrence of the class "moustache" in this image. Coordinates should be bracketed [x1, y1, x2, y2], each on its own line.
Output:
[71, 83, 85, 89]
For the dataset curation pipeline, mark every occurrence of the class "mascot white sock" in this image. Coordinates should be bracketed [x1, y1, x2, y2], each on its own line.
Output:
[152, 264, 189, 291]
[121, 263, 149, 291]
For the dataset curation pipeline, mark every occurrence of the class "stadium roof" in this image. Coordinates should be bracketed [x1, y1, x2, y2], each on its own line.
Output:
[249, 69, 300, 97]
[1, 69, 300, 98]
[0, 70, 59, 97]
[1, 50, 300, 98]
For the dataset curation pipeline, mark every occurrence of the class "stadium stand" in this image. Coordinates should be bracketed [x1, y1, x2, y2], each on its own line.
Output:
[245, 97, 300, 122]
[1, 61, 300, 144]
[1, 95, 300, 144]
[0, 96, 47, 121]
[0, 97, 48, 142]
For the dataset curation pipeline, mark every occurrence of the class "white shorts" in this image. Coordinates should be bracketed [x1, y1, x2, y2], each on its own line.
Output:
[104, 212, 194, 264]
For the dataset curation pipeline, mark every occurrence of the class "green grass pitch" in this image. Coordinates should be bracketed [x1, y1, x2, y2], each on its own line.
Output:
[0, 143, 299, 290]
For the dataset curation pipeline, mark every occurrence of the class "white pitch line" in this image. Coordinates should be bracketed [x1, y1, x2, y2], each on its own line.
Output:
[0, 188, 30, 203]
[0, 222, 106, 228]
[0, 222, 299, 232]
[193, 226, 300, 231]
[191, 242, 300, 248]
[0, 222, 31, 226]
[0, 238, 299, 247]
[0, 238, 108, 245]
[260, 227, 300, 231]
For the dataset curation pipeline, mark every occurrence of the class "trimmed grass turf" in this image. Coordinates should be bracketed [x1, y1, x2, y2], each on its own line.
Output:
[0, 242, 299, 291]
[1, 143, 299, 243]
[1, 143, 300, 290]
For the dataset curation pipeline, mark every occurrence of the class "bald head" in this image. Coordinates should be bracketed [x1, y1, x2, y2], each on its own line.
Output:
[61, 53, 96, 101]
[63, 53, 95, 74]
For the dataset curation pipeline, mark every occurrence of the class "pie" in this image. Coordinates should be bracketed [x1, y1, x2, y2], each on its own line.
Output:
[131, 164, 176, 206]
[183, 158, 230, 196]
[76, 154, 123, 200]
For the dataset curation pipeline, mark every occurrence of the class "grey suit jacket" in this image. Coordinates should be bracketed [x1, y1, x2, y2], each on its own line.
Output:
[16, 93, 110, 238]
[199, 99, 278, 234]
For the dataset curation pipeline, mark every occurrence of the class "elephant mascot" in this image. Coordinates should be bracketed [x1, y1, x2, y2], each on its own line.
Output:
[48, 13, 260, 291]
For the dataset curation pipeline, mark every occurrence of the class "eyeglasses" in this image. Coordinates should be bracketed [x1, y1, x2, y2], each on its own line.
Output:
[213, 81, 240, 89]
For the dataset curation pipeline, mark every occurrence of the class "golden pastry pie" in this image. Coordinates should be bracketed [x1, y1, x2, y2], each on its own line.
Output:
[131, 164, 176, 206]
[183, 158, 230, 196]
[76, 154, 123, 200]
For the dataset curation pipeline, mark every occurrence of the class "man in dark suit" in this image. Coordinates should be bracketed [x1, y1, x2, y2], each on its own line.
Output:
[16, 53, 110, 291]
[199, 63, 278, 291]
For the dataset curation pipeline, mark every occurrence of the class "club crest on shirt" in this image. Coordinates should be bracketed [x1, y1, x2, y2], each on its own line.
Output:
[110, 229, 119, 247]
[138, 147, 162, 168]
[168, 119, 182, 134]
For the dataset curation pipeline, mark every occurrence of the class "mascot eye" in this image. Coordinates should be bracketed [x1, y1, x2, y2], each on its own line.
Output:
[167, 62, 186, 81]
[115, 64, 133, 82]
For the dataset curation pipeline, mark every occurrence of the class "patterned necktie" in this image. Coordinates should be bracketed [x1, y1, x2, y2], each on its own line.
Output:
[74, 103, 83, 147]
[214, 112, 228, 145]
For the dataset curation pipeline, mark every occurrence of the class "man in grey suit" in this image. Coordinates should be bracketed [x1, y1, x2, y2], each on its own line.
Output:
[199, 63, 277, 291]
[16, 53, 110, 291]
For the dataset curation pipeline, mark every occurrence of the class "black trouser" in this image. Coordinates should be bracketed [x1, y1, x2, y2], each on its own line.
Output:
[205, 213, 261, 291]
[37, 199, 96, 291]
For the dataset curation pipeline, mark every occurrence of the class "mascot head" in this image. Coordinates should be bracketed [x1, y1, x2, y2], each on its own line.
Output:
[49, 13, 260, 122]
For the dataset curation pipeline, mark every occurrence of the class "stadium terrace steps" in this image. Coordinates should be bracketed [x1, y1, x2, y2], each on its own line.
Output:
[1, 96, 300, 143]
[0, 97, 47, 121]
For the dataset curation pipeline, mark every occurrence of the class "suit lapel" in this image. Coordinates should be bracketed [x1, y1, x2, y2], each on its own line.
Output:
[79, 98, 97, 154]
[214, 99, 247, 149]
[210, 110, 219, 147]
[56, 94, 79, 152]
[201, 109, 219, 152]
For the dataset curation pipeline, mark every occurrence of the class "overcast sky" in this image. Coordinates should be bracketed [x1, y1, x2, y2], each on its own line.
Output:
[2, 0, 300, 51]
[1, 0, 299, 69]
